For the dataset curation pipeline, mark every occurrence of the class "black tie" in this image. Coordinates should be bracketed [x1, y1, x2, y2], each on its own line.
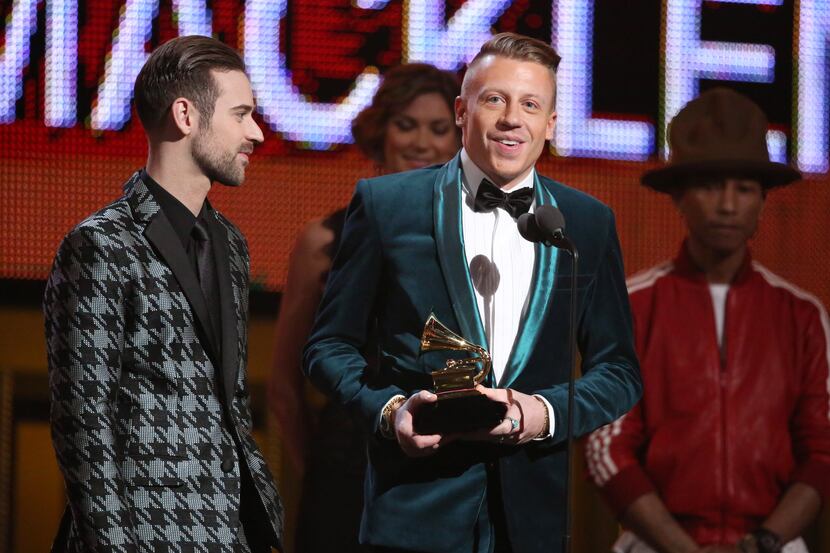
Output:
[192, 219, 221, 346]
[473, 178, 533, 218]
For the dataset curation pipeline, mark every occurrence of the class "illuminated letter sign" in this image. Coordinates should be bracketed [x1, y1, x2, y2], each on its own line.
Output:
[662, 0, 783, 160]
[0, 0, 825, 170]
[244, 0, 382, 149]
[794, 0, 829, 172]
[0, 0, 40, 124]
[405, 0, 512, 70]
[173, 0, 212, 37]
[90, 0, 212, 130]
[552, 0, 654, 160]
[46, 0, 78, 127]
[90, 0, 159, 130]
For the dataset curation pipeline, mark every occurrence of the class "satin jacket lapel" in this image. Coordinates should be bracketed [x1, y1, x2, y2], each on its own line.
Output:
[128, 174, 220, 361]
[433, 154, 488, 371]
[500, 174, 559, 389]
[207, 211, 239, 408]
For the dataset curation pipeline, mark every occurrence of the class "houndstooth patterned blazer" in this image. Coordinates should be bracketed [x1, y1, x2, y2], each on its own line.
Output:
[44, 173, 283, 552]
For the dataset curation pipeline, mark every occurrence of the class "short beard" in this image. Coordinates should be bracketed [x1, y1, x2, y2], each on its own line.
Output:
[192, 124, 245, 187]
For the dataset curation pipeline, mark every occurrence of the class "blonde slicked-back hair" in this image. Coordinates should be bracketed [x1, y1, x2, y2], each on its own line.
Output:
[463, 32, 561, 105]
[469, 32, 561, 73]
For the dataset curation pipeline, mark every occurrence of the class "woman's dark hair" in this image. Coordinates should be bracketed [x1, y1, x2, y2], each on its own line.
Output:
[352, 63, 460, 164]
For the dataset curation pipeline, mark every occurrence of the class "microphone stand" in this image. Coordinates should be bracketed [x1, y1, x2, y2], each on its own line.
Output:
[545, 235, 578, 553]
[518, 208, 578, 553]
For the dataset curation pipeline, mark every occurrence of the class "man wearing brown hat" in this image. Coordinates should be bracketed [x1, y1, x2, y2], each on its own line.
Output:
[584, 87, 830, 553]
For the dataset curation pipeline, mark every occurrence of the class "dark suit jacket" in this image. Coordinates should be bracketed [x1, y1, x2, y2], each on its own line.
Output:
[43, 173, 283, 552]
[303, 154, 642, 553]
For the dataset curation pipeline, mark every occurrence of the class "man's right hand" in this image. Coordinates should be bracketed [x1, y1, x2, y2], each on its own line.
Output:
[393, 390, 457, 457]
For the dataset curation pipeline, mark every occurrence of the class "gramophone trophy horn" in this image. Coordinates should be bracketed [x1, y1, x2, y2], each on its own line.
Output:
[420, 314, 491, 395]
[414, 313, 506, 434]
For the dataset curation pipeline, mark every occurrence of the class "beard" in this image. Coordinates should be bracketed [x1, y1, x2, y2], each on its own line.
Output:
[192, 126, 246, 187]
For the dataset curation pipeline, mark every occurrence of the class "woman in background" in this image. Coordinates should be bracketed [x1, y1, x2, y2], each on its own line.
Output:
[268, 63, 461, 553]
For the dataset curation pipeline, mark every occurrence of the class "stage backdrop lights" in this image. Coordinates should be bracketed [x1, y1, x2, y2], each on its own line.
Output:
[1, 0, 829, 309]
[0, 0, 823, 157]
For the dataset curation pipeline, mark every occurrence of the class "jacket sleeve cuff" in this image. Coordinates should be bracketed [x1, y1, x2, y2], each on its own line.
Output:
[599, 464, 656, 516]
[792, 459, 830, 500]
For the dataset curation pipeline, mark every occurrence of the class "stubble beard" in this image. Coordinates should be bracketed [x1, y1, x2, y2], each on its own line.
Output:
[192, 125, 245, 187]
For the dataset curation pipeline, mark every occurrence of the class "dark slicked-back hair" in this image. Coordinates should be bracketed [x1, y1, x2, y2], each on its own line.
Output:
[134, 35, 246, 132]
[352, 63, 460, 164]
[464, 32, 561, 105]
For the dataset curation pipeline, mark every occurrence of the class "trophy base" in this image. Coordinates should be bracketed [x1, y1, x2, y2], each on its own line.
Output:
[413, 391, 507, 435]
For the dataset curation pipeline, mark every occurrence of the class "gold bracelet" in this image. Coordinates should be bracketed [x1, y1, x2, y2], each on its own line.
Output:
[533, 395, 550, 439]
[379, 395, 406, 439]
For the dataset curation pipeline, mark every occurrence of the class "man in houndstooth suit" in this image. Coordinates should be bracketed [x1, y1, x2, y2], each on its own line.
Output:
[43, 36, 283, 552]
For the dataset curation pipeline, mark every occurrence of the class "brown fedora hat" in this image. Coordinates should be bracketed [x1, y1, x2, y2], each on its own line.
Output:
[642, 87, 801, 193]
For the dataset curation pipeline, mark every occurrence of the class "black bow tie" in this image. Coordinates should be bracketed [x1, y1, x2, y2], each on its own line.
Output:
[473, 178, 533, 218]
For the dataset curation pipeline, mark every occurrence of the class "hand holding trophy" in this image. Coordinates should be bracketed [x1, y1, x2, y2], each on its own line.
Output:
[412, 313, 507, 435]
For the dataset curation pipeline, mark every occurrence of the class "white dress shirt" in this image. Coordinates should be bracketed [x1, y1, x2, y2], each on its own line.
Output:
[460, 149, 554, 438]
[459, 149, 536, 385]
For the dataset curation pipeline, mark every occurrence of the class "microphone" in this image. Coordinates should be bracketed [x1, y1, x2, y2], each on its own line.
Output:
[517, 212, 543, 242]
[517, 205, 572, 252]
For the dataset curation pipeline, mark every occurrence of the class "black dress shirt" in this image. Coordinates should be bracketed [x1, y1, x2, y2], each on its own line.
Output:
[141, 169, 204, 273]
[140, 170, 222, 347]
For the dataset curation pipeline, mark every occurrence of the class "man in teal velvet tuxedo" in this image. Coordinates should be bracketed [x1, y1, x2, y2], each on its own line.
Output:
[304, 33, 641, 553]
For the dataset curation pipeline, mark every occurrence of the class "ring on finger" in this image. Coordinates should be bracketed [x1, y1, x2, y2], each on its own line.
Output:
[507, 416, 519, 431]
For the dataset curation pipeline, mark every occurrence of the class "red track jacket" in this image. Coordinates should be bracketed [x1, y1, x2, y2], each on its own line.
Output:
[586, 244, 830, 546]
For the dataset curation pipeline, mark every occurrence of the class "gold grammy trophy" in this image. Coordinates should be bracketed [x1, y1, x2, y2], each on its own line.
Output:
[413, 313, 507, 434]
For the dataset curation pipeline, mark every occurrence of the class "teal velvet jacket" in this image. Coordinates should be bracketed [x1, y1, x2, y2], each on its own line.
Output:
[303, 154, 641, 553]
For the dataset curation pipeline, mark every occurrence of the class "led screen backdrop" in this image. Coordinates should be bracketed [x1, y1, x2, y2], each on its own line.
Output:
[1, 0, 829, 308]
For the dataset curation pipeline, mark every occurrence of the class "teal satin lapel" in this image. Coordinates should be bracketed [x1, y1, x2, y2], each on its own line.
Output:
[500, 174, 559, 388]
[433, 154, 488, 357]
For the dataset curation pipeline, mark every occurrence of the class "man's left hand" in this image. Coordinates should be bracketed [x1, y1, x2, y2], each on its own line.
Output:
[459, 385, 548, 445]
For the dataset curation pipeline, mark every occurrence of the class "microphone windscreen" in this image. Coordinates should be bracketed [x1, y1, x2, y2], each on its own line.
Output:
[535, 205, 566, 235]
[517, 213, 543, 243]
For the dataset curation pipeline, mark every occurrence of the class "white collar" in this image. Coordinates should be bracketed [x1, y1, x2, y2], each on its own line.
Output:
[459, 148, 535, 203]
